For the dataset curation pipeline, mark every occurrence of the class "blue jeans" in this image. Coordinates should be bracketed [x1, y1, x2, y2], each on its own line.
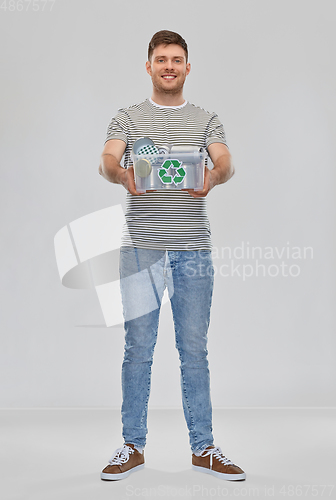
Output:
[119, 247, 214, 453]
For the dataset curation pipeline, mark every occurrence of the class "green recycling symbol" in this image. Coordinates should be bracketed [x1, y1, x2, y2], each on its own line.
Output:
[158, 159, 186, 185]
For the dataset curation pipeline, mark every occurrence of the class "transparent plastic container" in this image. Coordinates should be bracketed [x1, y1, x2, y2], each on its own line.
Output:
[132, 152, 206, 193]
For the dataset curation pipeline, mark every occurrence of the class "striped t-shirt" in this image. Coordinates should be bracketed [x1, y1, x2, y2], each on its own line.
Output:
[105, 98, 227, 250]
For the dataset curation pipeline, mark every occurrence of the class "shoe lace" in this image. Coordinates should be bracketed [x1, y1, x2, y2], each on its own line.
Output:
[200, 446, 234, 469]
[109, 445, 134, 466]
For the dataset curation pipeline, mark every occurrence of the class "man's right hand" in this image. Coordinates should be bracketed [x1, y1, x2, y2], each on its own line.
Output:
[99, 139, 143, 195]
[118, 166, 142, 196]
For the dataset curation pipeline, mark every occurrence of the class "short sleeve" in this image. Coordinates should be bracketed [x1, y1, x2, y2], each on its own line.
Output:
[105, 115, 128, 145]
[206, 114, 228, 148]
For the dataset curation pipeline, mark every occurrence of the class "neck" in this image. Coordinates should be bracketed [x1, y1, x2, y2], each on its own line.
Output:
[150, 88, 186, 107]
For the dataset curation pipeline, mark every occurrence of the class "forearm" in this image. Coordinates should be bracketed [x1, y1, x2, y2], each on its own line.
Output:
[210, 152, 235, 188]
[99, 153, 126, 184]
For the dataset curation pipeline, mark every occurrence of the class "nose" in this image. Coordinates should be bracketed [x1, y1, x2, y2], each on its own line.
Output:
[165, 59, 174, 71]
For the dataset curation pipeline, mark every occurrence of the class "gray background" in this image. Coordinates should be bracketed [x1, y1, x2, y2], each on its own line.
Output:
[1, 0, 335, 409]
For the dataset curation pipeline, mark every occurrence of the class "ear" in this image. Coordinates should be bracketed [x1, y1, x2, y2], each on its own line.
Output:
[186, 62, 191, 76]
[145, 60, 152, 76]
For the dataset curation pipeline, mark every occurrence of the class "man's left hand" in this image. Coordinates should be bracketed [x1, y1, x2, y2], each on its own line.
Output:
[185, 143, 234, 198]
[184, 167, 217, 198]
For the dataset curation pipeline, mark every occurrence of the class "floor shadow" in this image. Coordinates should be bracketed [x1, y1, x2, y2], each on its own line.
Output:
[19, 468, 296, 500]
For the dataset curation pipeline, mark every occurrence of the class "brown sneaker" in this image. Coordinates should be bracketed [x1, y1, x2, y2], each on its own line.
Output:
[101, 443, 145, 480]
[192, 446, 246, 481]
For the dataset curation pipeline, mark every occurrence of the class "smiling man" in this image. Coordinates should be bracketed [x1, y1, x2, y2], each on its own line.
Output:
[146, 43, 190, 103]
[99, 30, 246, 482]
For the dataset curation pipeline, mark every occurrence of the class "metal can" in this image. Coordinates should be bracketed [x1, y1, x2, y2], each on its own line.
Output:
[132, 137, 157, 155]
[170, 145, 202, 154]
[134, 158, 152, 178]
[157, 144, 171, 154]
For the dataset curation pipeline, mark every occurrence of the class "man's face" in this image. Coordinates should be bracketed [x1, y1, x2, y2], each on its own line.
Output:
[146, 44, 191, 95]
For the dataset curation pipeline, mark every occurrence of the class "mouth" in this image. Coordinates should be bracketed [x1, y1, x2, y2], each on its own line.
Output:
[161, 75, 177, 81]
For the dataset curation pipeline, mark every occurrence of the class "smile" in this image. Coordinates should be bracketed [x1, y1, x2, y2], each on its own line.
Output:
[162, 75, 176, 80]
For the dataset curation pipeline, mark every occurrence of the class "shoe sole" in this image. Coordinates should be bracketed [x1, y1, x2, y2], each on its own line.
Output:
[101, 463, 144, 481]
[192, 464, 246, 481]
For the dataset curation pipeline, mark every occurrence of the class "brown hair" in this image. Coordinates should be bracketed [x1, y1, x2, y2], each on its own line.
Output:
[148, 30, 188, 62]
